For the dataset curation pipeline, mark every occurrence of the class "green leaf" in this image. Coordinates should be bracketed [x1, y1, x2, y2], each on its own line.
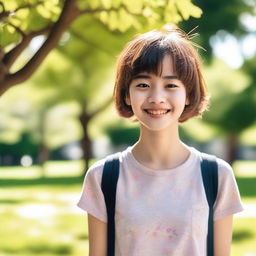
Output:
[148, 0, 168, 8]
[43, 0, 61, 19]
[112, 0, 122, 8]
[6, 24, 16, 34]
[100, 0, 112, 9]
[8, 16, 22, 27]
[87, 0, 102, 9]
[131, 17, 142, 30]
[108, 10, 118, 30]
[141, 5, 160, 25]
[23, 8, 49, 32]
[44, 0, 59, 9]
[0, 25, 20, 47]
[118, 8, 134, 32]
[142, 6, 152, 17]
[36, 5, 52, 19]
[176, 0, 202, 20]
[15, 8, 29, 19]
[4, 1, 17, 10]
[165, 0, 182, 23]
[188, 4, 202, 19]
[99, 11, 109, 23]
[146, 9, 160, 26]
[123, 0, 144, 14]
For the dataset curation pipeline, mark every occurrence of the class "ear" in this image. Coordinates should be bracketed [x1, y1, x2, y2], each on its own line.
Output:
[185, 97, 190, 106]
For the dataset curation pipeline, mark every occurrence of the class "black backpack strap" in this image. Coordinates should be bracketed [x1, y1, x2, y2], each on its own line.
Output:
[200, 153, 218, 256]
[101, 153, 120, 256]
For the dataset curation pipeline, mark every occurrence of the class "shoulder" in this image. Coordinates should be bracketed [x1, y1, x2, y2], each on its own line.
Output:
[197, 149, 233, 174]
[196, 149, 235, 180]
[85, 152, 121, 180]
[215, 157, 233, 173]
[205, 152, 236, 182]
[215, 157, 238, 187]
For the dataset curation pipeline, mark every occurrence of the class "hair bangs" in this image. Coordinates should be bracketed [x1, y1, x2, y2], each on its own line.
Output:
[131, 42, 168, 78]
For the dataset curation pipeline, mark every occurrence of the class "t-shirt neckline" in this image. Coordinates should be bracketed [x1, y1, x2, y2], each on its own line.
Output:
[124, 145, 198, 176]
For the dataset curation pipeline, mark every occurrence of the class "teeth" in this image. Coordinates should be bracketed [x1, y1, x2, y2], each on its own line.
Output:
[147, 110, 168, 115]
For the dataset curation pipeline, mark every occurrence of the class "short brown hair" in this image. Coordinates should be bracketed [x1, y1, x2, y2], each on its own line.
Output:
[113, 24, 210, 123]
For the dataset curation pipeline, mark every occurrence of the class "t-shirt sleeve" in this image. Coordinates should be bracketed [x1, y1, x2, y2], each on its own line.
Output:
[77, 159, 107, 223]
[213, 158, 244, 221]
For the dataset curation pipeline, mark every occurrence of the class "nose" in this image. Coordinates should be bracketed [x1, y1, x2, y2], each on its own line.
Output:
[148, 88, 166, 104]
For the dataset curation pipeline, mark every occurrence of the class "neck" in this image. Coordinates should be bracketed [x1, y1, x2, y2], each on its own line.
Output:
[131, 124, 190, 170]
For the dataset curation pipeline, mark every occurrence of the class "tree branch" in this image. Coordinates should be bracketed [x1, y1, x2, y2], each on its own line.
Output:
[0, 11, 10, 21]
[14, 1, 44, 13]
[7, 22, 26, 37]
[0, 1, 5, 12]
[3, 25, 52, 70]
[0, 1, 44, 21]
[0, 0, 81, 95]
[91, 97, 113, 117]
[0, 0, 144, 96]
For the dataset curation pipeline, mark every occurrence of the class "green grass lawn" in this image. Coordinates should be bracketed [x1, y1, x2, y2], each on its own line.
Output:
[0, 161, 88, 256]
[0, 160, 255, 256]
[232, 218, 256, 255]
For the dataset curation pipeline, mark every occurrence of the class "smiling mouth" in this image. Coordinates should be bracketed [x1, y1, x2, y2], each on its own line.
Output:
[144, 109, 171, 115]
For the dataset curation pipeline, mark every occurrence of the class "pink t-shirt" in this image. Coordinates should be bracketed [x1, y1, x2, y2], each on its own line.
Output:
[77, 145, 244, 256]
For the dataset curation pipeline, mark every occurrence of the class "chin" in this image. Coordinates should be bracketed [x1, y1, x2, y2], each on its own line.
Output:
[141, 122, 178, 131]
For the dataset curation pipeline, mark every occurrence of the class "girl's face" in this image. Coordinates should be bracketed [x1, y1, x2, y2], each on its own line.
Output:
[125, 54, 189, 131]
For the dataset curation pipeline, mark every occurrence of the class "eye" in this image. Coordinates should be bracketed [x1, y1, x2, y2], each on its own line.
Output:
[167, 84, 178, 88]
[136, 83, 149, 88]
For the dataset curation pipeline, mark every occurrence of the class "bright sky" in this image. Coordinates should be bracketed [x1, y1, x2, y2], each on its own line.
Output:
[210, 32, 256, 69]
[210, 12, 256, 69]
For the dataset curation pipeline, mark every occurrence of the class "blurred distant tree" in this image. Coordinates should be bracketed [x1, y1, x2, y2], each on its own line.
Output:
[30, 19, 121, 172]
[35, 96, 63, 176]
[0, 132, 38, 166]
[0, 81, 66, 174]
[0, 0, 202, 96]
[203, 59, 256, 164]
[178, 0, 255, 164]
[205, 85, 256, 164]
[180, 0, 253, 59]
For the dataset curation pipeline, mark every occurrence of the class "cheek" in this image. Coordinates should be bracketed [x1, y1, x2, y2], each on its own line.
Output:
[172, 90, 187, 104]
[130, 91, 144, 104]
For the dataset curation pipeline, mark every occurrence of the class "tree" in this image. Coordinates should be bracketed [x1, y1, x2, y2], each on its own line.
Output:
[0, 77, 70, 174]
[0, 0, 202, 96]
[28, 14, 134, 172]
[180, 0, 252, 60]
[178, 0, 255, 164]
[202, 59, 256, 164]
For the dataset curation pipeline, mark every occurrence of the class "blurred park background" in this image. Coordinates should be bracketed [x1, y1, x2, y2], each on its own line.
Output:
[0, 0, 256, 255]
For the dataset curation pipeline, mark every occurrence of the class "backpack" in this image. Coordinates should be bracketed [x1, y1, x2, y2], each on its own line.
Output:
[101, 152, 218, 256]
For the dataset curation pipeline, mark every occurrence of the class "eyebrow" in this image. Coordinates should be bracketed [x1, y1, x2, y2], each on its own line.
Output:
[133, 74, 178, 80]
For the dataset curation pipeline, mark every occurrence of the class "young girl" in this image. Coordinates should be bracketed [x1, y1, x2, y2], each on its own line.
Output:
[77, 24, 244, 256]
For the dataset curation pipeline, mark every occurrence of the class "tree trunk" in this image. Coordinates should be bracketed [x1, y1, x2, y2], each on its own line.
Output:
[226, 132, 239, 166]
[37, 109, 49, 177]
[79, 110, 93, 176]
[37, 142, 50, 178]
